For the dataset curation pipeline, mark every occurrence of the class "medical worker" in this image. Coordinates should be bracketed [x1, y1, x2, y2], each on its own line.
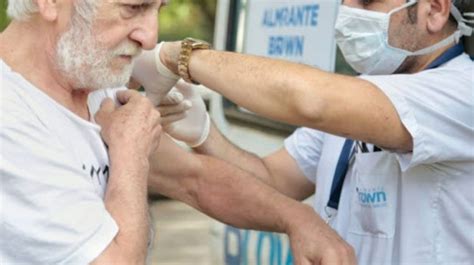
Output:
[143, 0, 474, 264]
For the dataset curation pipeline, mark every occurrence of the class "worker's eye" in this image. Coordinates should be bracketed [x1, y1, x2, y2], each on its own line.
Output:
[359, 0, 374, 7]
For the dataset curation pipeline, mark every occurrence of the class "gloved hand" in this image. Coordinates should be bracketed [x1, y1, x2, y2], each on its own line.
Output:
[132, 42, 179, 106]
[159, 80, 211, 147]
[158, 87, 191, 126]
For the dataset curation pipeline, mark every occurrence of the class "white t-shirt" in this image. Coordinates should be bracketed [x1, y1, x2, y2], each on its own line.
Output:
[0, 60, 121, 264]
[285, 53, 474, 264]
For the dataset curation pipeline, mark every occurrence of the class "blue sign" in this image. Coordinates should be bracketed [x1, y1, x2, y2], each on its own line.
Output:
[243, 0, 339, 71]
[224, 227, 294, 265]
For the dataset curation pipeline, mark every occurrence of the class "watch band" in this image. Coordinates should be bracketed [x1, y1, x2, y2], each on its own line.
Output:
[178, 38, 211, 85]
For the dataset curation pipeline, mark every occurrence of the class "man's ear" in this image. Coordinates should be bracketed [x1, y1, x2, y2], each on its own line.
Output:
[36, 0, 60, 22]
[425, 0, 452, 34]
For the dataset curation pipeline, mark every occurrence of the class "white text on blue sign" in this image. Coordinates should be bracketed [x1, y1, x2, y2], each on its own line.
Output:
[261, 4, 319, 58]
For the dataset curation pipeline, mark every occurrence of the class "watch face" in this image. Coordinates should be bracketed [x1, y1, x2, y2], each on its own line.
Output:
[192, 42, 211, 49]
[185, 37, 211, 49]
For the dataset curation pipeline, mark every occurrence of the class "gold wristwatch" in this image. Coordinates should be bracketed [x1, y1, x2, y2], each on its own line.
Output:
[178, 37, 211, 85]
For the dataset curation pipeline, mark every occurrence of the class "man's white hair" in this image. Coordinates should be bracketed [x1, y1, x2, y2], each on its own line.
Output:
[7, 0, 98, 21]
[7, 0, 38, 21]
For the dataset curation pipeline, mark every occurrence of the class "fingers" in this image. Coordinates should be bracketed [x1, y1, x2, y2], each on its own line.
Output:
[100, 98, 116, 113]
[116, 89, 142, 105]
[95, 98, 116, 124]
[175, 79, 195, 97]
[161, 112, 187, 126]
[127, 77, 142, 90]
[320, 243, 356, 265]
[291, 251, 312, 265]
[160, 90, 184, 105]
[343, 245, 357, 265]
[158, 100, 192, 116]
[150, 118, 162, 152]
[148, 108, 163, 154]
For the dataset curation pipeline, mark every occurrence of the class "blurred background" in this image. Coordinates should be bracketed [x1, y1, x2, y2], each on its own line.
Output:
[0, 1, 354, 264]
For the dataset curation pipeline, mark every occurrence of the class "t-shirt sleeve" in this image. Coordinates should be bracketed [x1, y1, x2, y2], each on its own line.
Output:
[284, 127, 325, 183]
[360, 64, 474, 171]
[0, 93, 118, 264]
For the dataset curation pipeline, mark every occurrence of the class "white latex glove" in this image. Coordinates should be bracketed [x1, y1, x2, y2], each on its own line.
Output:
[132, 42, 179, 106]
[159, 80, 211, 147]
[158, 87, 191, 126]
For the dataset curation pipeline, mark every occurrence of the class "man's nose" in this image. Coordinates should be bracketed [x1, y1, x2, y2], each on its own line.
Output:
[129, 11, 159, 50]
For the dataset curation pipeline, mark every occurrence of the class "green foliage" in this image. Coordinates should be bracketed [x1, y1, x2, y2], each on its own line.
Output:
[159, 0, 216, 42]
[0, 0, 10, 32]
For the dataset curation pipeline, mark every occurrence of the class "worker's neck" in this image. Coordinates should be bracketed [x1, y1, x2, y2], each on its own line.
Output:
[416, 44, 454, 72]
[396, 43, 454, 74]
[0, 21, 92, 121]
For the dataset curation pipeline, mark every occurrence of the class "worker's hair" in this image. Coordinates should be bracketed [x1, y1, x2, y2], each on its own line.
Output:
[453, 0, 471, 10]
[7, 0, 98, 21]
[452, 0, 474, 56]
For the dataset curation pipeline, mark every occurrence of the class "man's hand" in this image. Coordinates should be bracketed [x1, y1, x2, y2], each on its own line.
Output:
[91, 90, 159, 264]
[285, 206, 357, 265]
[95, 90, 162, 160]
[159, 80, 210, 147]
[132, 42, 180, 106]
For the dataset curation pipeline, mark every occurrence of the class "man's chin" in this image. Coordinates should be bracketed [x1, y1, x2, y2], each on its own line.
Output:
[91, 68, 133, 90]
[72, 75, 130, 91]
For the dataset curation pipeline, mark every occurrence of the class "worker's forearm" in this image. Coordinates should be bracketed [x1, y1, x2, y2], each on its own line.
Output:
[189, 50, 334, 125]
[194, 123, 275, 187]
[101, 149, 150, 263]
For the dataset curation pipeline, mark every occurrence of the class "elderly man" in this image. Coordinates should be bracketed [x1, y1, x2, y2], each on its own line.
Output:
[145, 0, 473, 264]
[0, 0, 163, 263]
[1, 1, 356, 264]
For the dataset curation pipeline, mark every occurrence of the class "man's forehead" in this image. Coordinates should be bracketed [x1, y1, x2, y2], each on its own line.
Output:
[104, 0, 165, 4]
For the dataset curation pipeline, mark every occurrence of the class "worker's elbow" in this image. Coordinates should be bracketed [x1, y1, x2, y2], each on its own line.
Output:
[394, 129, 414, 153]
[292, 93, 327, 126]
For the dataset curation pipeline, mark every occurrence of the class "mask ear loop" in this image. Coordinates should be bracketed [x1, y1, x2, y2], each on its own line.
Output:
[463, 13, 474, 23]
[451, 4, 473, 37]
[451, 3, 474, 57]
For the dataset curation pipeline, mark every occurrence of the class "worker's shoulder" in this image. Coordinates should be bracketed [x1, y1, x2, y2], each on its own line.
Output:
[443, 52, 474, 68]
[417, 53, 473, 88]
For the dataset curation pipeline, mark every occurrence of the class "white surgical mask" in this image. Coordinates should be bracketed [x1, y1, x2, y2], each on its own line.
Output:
[335, 1, 472, 75]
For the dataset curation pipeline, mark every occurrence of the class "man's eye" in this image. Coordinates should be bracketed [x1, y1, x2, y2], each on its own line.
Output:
[122, 4, 143, 18]
[361, 0, 372, 6]
[121, 3, 158, 18]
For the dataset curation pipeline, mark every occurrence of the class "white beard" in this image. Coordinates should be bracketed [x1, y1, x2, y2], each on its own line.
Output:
[55, 13, 141, 90]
